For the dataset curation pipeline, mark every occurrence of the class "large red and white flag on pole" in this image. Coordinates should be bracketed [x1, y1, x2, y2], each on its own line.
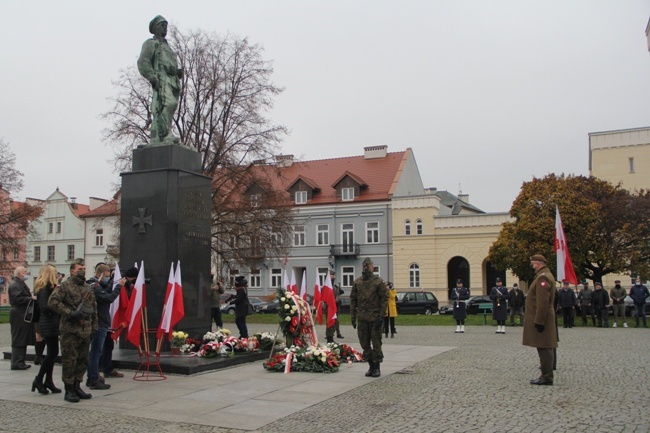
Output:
[555, 206, 579, 285]
[125, 261, 146, 347]
[290, 269, 298, 295]
[299, 270, 307, 301]
[313, 269, 323, 325]
[156, 262, 185, 340]
[321, 272, 337, 328]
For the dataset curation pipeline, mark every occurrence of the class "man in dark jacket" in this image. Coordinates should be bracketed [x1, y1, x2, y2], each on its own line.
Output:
[229, 276, 251, 338]
[508, 283, 525, 326]
[610, 280, 627, 328]
[629, 277, 649, 328]
[9, 266, 35, 370]
[591, 282, 610, 328]
[86, 264, 124, 390]
[558, 280, 576, 328]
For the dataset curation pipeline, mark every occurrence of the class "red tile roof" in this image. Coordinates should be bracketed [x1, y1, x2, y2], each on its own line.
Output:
[79, 199, 119, 218]
[251, 149, 411, 205]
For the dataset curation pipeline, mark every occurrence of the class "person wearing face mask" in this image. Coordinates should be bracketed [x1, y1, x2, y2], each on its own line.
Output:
[9, 266, 36, 370]
[48, 259, 98, 403]
[609, 280, 627, 328]
[85, 263, 125, 390]
[629, 277, 649, 328]
[350, 258, 387, 378]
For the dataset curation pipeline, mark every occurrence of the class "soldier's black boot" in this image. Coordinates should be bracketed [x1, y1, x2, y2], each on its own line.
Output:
[64, 384, 80, 403]
[371, 363, 381, 378]
[73, 380, 92, 399]
[365, 361, 375, 377]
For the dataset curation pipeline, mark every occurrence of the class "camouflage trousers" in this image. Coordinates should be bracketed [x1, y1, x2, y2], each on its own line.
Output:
[60, 332, 90, 385]
[357, 320, 383, 363]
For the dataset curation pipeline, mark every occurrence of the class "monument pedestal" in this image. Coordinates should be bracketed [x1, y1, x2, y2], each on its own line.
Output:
[120, 144, 212, 349]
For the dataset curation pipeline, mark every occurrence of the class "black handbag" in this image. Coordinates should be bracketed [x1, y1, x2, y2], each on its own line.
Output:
[24, 299, 39, 323]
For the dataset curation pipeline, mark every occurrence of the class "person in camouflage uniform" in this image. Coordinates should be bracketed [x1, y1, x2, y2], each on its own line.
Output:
[350, 258, 387, 378]
[48, 259, 97, 403]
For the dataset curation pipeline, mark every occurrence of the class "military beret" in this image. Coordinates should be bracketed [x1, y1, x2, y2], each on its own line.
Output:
[149, 15, 168, 34]
[530, 254, 547, 263]
[562, 280, 569, 284]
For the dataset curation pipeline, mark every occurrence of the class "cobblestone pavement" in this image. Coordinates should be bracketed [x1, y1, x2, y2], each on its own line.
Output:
[1, 322, 649, 433]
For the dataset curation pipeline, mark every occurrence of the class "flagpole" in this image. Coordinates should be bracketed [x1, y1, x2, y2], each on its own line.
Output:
[155, 304, 167, 354]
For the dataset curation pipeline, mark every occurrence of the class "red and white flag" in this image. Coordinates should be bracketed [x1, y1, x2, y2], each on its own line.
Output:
[555, 206, 579, 285]
[290, 269, 298, 295]
[321, 272, 337, 328]
[125, 261, 146, 347]
[299, 270, 307, 301]
[157, 262, 185, 340]
[313, 270, 323, 325]
[109, 262, 122, 326]
[283, 269, 291, 292]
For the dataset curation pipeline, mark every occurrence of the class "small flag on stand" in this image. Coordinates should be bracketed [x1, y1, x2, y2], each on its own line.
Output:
[321, 272, 337, 328]
[299, 270, 307, 301]
[313, 269, 322, 325]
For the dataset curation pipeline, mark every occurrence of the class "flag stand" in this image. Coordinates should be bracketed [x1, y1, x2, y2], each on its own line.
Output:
[133, 310, 166, 381]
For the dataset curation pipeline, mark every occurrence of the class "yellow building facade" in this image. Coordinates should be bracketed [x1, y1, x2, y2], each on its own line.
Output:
[391, 193, 517, 303]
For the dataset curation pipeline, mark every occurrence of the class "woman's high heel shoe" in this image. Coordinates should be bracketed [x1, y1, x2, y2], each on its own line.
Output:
[32, 376, 49, 395]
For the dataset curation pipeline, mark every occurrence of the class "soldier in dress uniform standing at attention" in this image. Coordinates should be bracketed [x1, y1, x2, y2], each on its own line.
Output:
[451, 279, 470, 333]
[490, 278, 509, 334]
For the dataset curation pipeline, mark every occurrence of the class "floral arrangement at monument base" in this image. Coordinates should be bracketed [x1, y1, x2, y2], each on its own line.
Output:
[263, 342, 363, 373]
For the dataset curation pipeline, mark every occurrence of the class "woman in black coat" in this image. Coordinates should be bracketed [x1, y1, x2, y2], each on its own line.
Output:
[229, 276, 251, 338]
[9, 266, 36, 370]
[33, 265, 62, 394]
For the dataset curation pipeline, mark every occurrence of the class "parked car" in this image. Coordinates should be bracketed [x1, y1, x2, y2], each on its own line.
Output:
[439, 296, 494, 315]
[395, 291, 439, 315]
[607, 295, 650, 316]
[256, 298, 279, 314]
[221, 297, 267, 315]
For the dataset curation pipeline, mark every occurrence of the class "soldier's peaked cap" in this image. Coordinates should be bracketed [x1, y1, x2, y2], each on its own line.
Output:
[149, 15, 168, 34]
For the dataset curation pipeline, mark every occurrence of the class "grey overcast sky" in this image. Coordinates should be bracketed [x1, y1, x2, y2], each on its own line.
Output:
[1, 0, 649, 212]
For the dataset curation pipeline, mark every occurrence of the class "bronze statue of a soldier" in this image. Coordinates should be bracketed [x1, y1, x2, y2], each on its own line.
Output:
[138, 15, 183, 144]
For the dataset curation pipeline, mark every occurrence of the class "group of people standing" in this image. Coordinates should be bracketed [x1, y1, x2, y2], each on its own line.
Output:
[9, 260, 135, 403]
[557, 278, 649, 329]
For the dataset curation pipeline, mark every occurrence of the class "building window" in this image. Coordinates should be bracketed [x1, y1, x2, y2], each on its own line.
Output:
[416, 219, 423, 235]
[12, 247, 19, 261]
[250, 194, 261, 207]
[342, 187, 355, 201]
[48, 223, 53, 234]
[342, 223, 355, 253]
[629, 157, 635, 173]
[56, 222, 62, 233]
[318, 267, 329, 286]
[409, 263, 420, 288]
[270, 232, 282, 246]
[295, 191, 307, 205]
[342, 266, 355, 288]
[47, 246, 55, 261]
[250, 269, 261, 288]
[271, 268, 282, 288]
[405, 219, 411, 235]
[67, 245, 75, 261]
[228, 269, 239, 288]
[373, 265, 381, 277]
[366, 222, 379, 244]
[317, 224, 329, 246]
[293, 225, 306, 247]
[95, 229, 104, 246]
[34, 246, 41, 262]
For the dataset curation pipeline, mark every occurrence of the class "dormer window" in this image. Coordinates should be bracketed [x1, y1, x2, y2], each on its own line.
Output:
[295, 190, 307, 204]
[342, 187, 355, 201]
[250, 194, 260, 207]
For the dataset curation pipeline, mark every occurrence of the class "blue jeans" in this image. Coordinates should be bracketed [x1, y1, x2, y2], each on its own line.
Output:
[87, 327, 108, 382]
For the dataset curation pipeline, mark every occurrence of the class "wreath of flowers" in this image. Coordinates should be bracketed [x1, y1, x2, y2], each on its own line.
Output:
[175, 329, 281, 357]
[263, 342, 363, 373]
[276, 288, 315, 347]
